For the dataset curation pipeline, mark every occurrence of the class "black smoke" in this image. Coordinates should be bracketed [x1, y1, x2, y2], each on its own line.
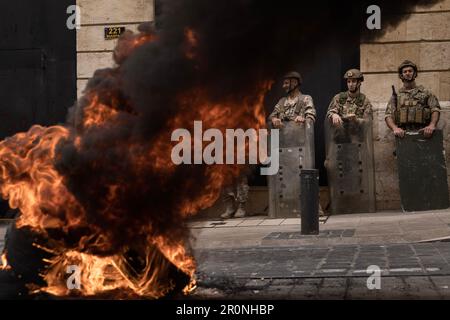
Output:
[54, 0, 442, 255]
[124, 0, 442, 122]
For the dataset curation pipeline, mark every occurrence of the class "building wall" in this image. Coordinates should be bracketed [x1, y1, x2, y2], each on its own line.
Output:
[74, 0, 450, 216]
[361, 0, 450, 210]
[76, 0, 154, 97]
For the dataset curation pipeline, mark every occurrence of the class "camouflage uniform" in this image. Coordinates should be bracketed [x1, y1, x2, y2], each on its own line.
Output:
[269, 94, 317, 123]
[220, 176, 249, 219]
[223, 177, 249, 205]
[327, 69, 373, 120]
[326, 92, 373, 120]
[385, 85, 440, 131]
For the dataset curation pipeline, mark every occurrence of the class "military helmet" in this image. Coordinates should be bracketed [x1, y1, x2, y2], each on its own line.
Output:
[283, 71, 302, 85]
[344, 69, 364, 81]
[398, 60, 418, 76]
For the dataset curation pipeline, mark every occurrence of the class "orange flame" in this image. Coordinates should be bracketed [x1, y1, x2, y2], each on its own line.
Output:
[184, 28, 199, 60]
[1, 252, 10, 271]
[82, 94, 119, 128]
[0, 125, 85, 233]
[113, 31, 156, 65]
[0, 26, 272, 298]
[37, 235, 196, 298]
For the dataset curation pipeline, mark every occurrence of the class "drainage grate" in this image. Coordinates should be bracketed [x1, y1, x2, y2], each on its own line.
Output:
[263, 229, 356, 240]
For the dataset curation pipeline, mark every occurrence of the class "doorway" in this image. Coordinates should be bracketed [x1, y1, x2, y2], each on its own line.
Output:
[0, 0, 77, 216]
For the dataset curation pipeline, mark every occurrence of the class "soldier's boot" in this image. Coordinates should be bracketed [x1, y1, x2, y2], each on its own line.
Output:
[220, 200, 235, 219]
[234, 202, 247, 218]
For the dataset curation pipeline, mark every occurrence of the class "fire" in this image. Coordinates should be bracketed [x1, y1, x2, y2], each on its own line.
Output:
[33, 233, 196, 298]
[1, 252, 10, 271]
[184, 28, 199, 60]
[113, 31, 155, 65]
[0, 24, 272, 299]
[82, 94, 119, 128]
[0, 125, 83, 232]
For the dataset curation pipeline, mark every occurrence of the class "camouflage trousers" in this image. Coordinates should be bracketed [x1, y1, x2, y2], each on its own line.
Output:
[222, 177, 249, 204]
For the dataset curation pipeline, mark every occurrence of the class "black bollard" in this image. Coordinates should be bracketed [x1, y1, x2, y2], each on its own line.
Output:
[300, 169, 319, 235]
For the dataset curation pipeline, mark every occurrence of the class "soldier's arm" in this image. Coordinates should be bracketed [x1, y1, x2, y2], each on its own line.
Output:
[326, 96, 340, 119]
[430, 112, 439, 127]
[303, 96, 316, 123]
[268, 100, 283, 128]
[427, 93, 441, 127]
[268, 101, 282, 120]
[423, 112, 439, 138]
[384, 98, 394, 125]
[421, 92, 440, 137]
[363, 96, 373, 120]
[327, 95, 343, 126]
[385, 100, 405, 137]
[385, 116, 397, 130]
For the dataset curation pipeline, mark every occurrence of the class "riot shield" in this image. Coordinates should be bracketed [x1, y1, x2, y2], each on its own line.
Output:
[324, 117, 376, 214]
[268, 120, 315, 218]
[396, 130, 449, 212]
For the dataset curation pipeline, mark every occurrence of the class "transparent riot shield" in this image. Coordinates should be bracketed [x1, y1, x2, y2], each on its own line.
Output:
[324, 117, 376, 214]
[396, 129, 449, 212]
[268, 120, 315, 218]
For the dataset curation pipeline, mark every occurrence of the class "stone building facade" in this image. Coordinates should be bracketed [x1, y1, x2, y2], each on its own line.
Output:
[75, 0, 450, 215]
[76, 0, 155, 97]
[362, 0, 450, 210]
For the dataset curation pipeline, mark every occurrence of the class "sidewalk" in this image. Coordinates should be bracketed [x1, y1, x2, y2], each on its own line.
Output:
[188, 209, 450, 299]
[2, 210, 450, 299]
[188, 209, 450, 250]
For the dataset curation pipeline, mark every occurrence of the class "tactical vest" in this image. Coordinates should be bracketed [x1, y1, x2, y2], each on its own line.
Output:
[394, 90, 431, 127]
[278, 96, 306, 120]
[338, 92, 366, 117]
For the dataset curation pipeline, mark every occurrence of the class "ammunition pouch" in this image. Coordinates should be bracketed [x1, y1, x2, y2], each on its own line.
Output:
[394, 100, 431, 126]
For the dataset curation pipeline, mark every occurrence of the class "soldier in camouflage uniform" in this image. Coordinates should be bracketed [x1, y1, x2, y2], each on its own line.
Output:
[268, 72, 323, 215]
[324, 69, 375, 215]
[220, 176, 249, 219]
[269, 71, 317, 127]
[326, 69, 373, 126]
[385, 60, 440, 138]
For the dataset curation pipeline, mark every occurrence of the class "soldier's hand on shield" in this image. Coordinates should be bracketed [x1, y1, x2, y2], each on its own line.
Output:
[294, 116, 305, 124]
[356, 118, 366, 125]
[272, 117, 283, 128]
[393, 126, 405, 138]
[346, 114, 357, 122]
[421, 124, 436, 138]
[331, 114, 343, 127]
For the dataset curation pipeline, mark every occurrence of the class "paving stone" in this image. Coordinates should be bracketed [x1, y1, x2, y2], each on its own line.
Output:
[430, 276, 450, 299]
[238, 219, 265, 227]
[316, 278, 348, 299]
[290, 278, 322, 299]
[376, 277, 410, 299]
[402, 276, 442, 299]
[346, 277, 383, 300]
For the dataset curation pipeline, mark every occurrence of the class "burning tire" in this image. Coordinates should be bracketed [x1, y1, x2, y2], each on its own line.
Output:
[4, 224, 54, 297]
[3, 223, 192, 299]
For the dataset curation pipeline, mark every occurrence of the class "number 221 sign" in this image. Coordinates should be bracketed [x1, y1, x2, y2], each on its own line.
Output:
[104, 27, 126, 40]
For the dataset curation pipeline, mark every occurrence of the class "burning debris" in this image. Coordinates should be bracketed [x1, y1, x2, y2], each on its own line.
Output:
[0, 252, 10, 271]
[0, 0, 443, 299]
[0, 26, 203, 298]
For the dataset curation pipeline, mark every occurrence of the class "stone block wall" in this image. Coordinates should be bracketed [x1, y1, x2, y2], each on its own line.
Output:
[362, 0, 450, 210]
[73, 0, 450, 215]
[76, 0, 154, 97]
